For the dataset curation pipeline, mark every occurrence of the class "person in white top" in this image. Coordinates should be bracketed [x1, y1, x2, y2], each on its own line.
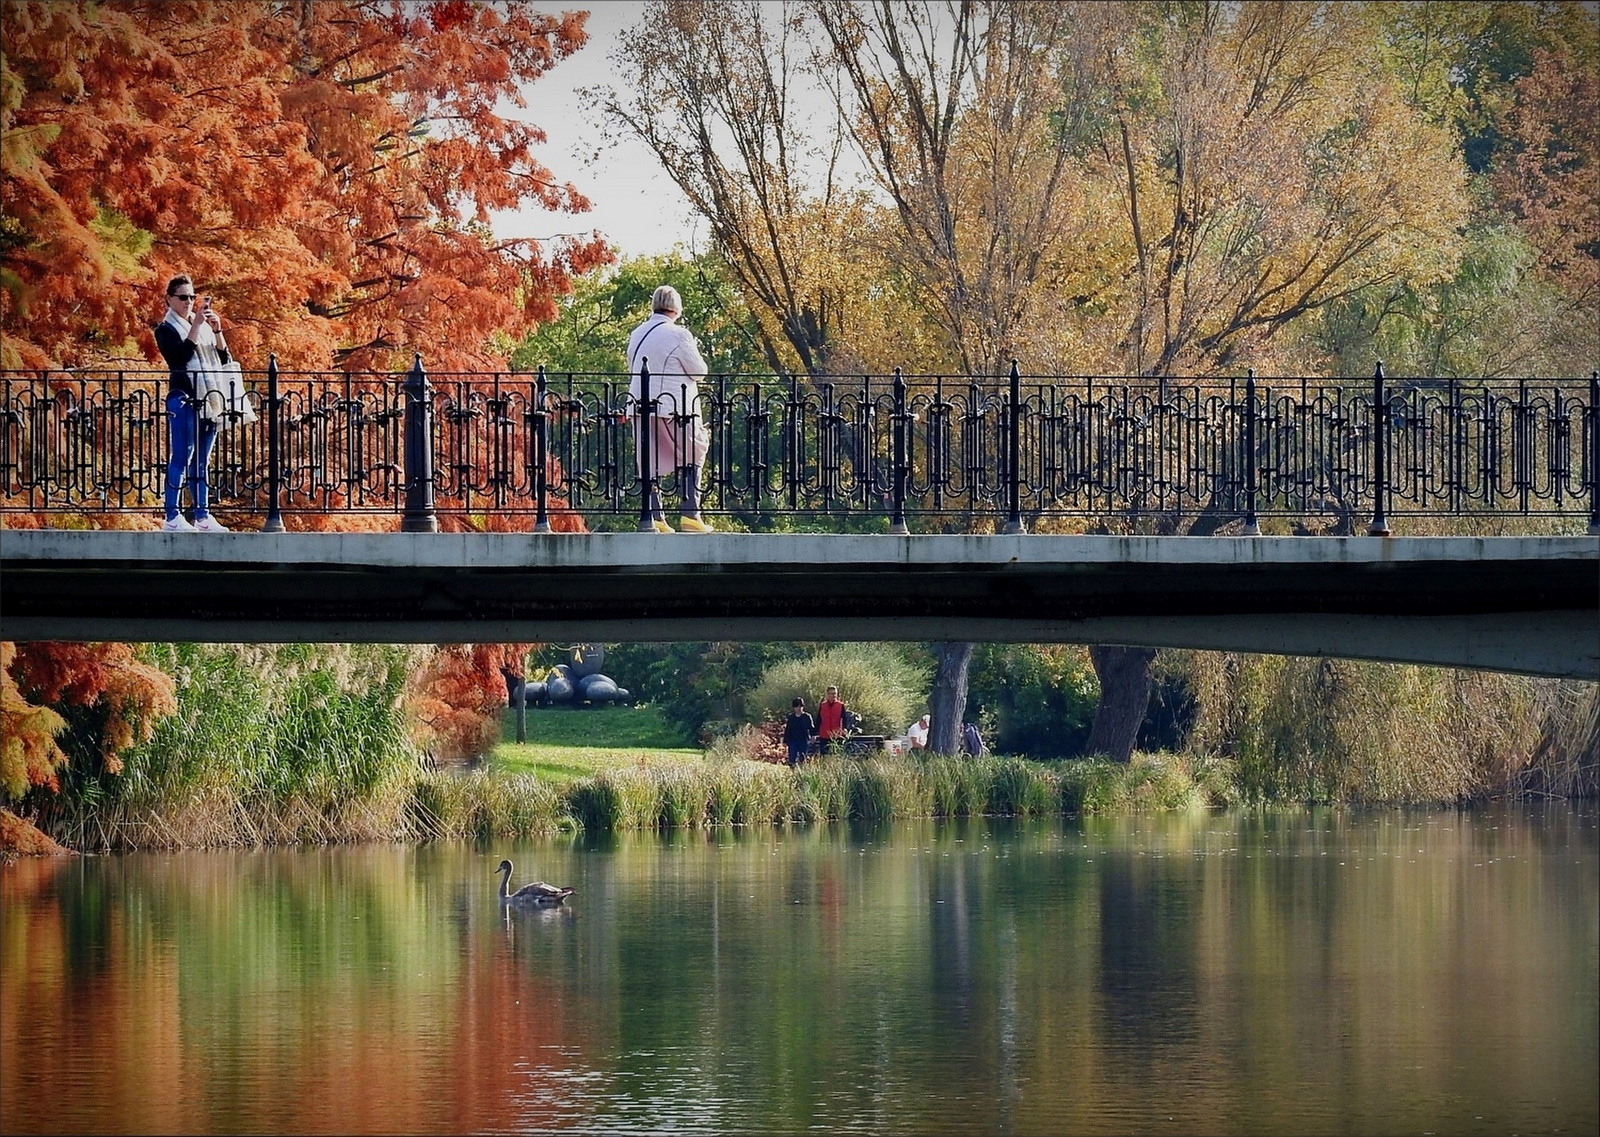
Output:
[906, 714, 931, 750]
[626, 285, 712, 533]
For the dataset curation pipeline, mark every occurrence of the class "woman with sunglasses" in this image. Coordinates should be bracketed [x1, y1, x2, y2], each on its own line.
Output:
[154, 274, 230, 531]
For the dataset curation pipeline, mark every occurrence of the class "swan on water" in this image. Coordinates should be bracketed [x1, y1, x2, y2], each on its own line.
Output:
[495, 859, 574, 905]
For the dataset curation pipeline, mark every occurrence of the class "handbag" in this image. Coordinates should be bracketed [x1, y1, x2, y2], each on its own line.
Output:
[189, 354, 257, 424]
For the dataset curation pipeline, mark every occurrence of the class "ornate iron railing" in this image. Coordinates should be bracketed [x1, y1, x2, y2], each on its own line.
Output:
[3, 360, 1597, 534]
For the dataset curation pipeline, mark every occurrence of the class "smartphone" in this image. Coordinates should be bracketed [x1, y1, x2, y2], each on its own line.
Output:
[204, 296, 212, 310]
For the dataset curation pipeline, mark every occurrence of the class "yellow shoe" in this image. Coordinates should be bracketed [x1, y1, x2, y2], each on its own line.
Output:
[651, 519, 675, 533]
[679, 516, 714, 533]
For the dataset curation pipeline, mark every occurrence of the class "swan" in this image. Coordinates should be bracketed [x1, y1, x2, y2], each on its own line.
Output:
[495, 859, 574, 905]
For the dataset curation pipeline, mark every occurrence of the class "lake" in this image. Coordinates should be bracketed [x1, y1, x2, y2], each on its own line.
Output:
[3, 806, 1596, 1135]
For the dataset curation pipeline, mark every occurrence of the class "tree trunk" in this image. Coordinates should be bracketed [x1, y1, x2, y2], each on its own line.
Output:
[1085, 645, 1156, 762]
[928, 642, 974, 755]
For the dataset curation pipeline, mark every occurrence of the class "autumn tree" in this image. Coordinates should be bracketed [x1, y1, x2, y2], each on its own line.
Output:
[404, 643, 530, 764]
[1, 0, 610, 372]
[1, 640, 178, 853]
[599, 0, 912, 377]
[1491, 45, 1598, 311]
[807, 0, 1120, 751]
[1302, 2, 1597, 379]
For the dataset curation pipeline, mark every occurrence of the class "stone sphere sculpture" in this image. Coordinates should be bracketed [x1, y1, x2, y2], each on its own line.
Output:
[509, 644, 628, 708]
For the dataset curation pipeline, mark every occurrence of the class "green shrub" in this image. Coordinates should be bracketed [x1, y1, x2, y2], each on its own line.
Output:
[1177, 652, 1560, 804]
[746, 644, 930, 734]
[967, 644, 1099, 759]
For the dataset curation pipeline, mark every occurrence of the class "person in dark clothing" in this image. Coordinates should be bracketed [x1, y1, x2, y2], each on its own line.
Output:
[962, 721, 985, 756]
[783, 697, 815, 767]
[154, 274, 231, 531]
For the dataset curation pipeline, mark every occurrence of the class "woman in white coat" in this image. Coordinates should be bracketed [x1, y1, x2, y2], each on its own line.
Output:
[626, 285, 712, 532]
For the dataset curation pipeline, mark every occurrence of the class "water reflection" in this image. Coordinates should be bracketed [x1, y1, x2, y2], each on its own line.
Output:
[3, 807, 1595, 1135]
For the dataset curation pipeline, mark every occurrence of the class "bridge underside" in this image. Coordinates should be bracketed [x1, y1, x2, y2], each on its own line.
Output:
[2, 532, 1595, 680]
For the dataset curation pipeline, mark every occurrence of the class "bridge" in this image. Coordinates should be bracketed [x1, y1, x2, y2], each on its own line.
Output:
[1, 530, 1594, 680]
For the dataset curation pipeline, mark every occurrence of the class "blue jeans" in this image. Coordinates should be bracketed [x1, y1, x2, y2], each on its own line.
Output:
[165, 391, 218, 519]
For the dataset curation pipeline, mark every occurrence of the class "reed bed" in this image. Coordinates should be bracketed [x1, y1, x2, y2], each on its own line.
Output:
[38, 750, 1230, 850]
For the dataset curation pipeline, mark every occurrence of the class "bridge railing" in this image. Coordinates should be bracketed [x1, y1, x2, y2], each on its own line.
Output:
[3, 362, 1597, 533]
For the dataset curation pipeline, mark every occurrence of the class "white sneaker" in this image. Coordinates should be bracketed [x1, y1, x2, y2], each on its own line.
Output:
[193, 516, 229, 533]
[162, 515, 196, 532]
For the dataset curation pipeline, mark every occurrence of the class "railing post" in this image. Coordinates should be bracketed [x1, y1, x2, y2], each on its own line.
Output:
[890, 367, 909, 535]
[261, 353, 284, 532]
[533, 364, 551, 533]
[401, 352, 438, 533]
[1002, 358, 1025, 534]
[1241, 368, 1260, 535]
[1589, 371, 1600, 536]
[787, 373, 801, 512]
[637, 359, 657, 532]
[1366, 361, 1391, 536]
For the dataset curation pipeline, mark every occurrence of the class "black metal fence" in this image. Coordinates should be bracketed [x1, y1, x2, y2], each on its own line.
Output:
[3, 359, 1598, 534]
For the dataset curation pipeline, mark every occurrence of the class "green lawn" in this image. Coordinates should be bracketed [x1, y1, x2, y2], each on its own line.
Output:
[490, 704, 705, 781]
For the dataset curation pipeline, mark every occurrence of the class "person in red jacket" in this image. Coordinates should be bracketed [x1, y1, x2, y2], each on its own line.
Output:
[817, 686, 847, 744]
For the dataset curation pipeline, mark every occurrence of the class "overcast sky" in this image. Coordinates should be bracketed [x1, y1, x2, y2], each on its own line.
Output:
[489, 3, 701, 259]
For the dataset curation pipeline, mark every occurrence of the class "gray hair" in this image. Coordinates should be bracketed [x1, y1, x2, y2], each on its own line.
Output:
[651, 285, 682, 314]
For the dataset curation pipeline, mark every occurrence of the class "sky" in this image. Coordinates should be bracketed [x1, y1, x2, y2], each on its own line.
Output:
[489, 3, 701, 259]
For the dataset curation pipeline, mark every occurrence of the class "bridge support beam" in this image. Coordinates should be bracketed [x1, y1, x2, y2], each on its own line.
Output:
[2, 532, 1594, 680]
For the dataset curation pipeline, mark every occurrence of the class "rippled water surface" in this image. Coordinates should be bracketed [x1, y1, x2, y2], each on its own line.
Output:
[3, 806, 1596, 1135]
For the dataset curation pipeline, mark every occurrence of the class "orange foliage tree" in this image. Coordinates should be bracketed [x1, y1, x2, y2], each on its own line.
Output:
[1, 0, 613, 372]
[0, 642, 68, 798]
[3, 642, 178, 788]
[405, 643, 531, 764]
[2, 640, 177, 854]
[1491, 45, 1600, 310]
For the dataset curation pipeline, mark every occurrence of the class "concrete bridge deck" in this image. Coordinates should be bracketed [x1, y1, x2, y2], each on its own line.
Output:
[1, 531, 1595, 679]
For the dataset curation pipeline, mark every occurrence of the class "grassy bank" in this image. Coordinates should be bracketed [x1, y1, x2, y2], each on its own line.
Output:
[488, 704, 701, 780]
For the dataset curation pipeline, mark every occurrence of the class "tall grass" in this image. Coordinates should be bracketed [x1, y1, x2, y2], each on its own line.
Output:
[42, 744, 1229, 849]
[43, 643, 426, 850]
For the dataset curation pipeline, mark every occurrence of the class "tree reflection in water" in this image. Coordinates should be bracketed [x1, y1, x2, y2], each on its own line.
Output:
[1, 806, 1595, 1135]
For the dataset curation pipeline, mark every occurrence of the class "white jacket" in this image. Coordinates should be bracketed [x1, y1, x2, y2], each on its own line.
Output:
[627, 314, 707, 417]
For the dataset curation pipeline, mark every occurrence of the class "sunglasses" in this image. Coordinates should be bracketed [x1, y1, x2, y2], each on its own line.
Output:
[171, 294, 197, 301]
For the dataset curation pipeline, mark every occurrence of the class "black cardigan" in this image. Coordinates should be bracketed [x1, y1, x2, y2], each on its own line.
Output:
[154, 319, 230, 398]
